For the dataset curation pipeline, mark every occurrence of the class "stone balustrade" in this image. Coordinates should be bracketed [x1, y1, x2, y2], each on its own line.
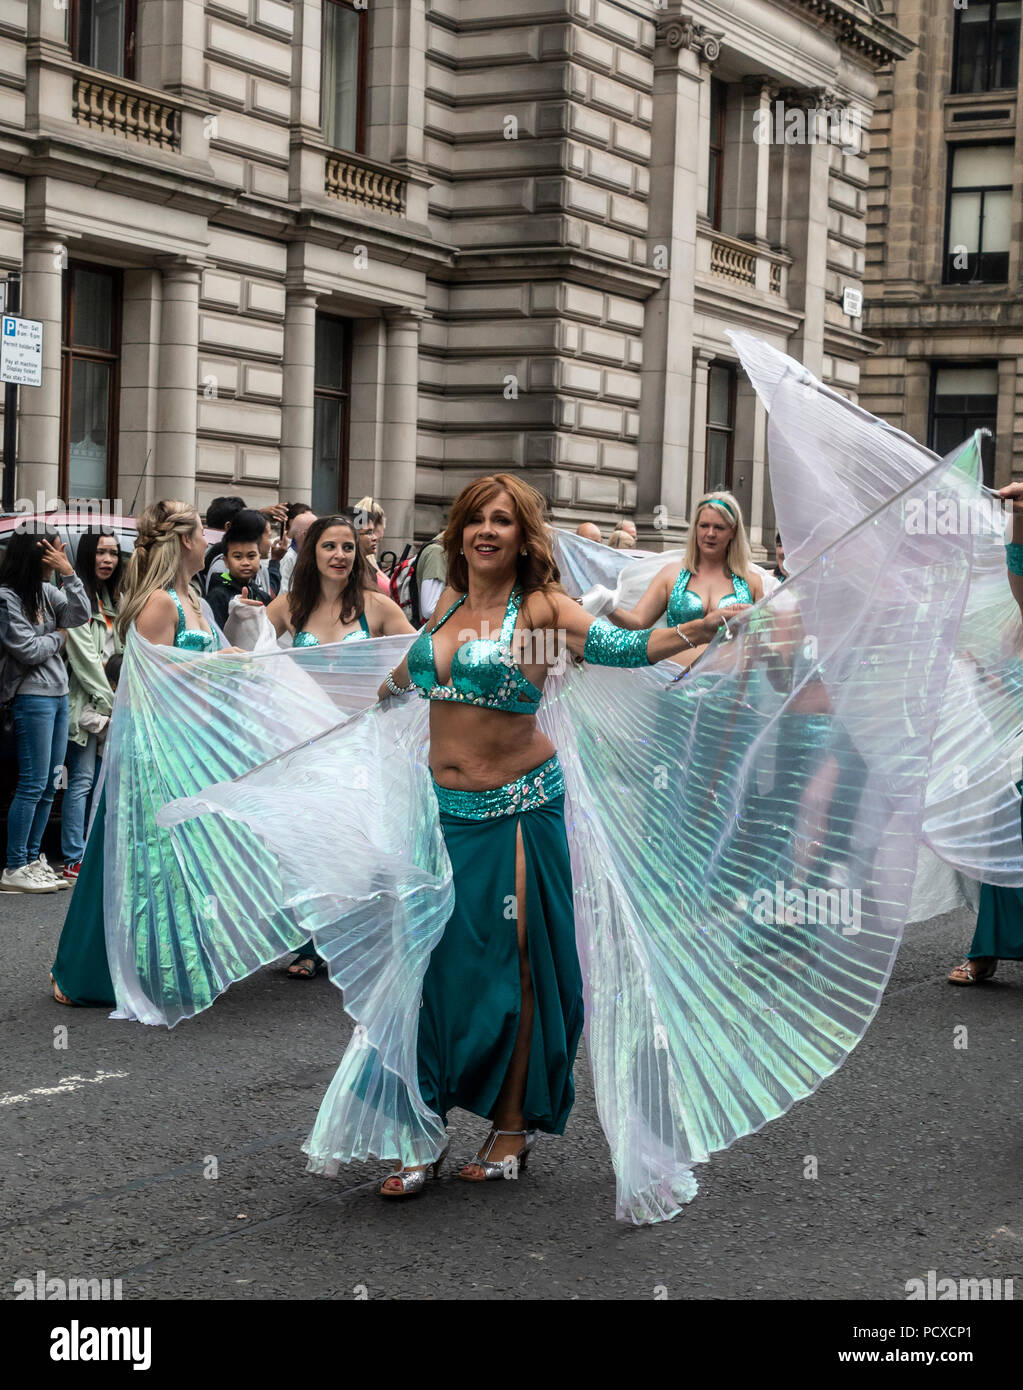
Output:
[73, 77, 181, 151]
[325, 154, 406, 216]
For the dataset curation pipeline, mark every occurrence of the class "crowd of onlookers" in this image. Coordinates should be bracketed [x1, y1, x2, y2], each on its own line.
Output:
[0, 498, 786, 896]
[0, 494, 400, 895]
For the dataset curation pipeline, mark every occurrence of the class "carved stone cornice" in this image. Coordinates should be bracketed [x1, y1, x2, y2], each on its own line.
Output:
[787, 0, 914, 67]
[659, 13, 724, 65]
[777, 85, 843, 112]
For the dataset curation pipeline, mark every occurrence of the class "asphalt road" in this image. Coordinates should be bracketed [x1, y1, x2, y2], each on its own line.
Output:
[1, 887, 1020, 1302]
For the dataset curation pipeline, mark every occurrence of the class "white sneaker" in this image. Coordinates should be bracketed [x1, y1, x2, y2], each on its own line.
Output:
[0, 864, 59, 893]
[30, 855, 70, 891]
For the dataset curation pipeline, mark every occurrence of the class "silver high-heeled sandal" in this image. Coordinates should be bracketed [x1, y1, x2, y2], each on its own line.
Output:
[378, 1143, 450, 1199]
[457, 1128, 538, 1182]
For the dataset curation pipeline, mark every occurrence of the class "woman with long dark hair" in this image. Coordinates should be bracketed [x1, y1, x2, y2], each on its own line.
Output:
[0, 523, 91, 893]
[263, 511, 414, 977]
[264, 511, 411, 649]
[60, 529, 124, 879]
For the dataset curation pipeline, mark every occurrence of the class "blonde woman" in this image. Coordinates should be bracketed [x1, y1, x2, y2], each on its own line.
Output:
[51, 501, 227, 1006]
[608, 491, 762, 667]
[353, 495, 391, 596]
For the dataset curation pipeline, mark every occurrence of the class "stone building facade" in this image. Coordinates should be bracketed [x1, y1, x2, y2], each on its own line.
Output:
[0, 0, 907, 553]
[862, 0, 1022, 487]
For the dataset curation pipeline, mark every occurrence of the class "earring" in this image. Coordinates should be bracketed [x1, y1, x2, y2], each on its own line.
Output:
[520, 548, 527, 556]
[459, 548, 464, 555]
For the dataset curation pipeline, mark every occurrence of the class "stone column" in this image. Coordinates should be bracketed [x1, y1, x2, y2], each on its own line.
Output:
[372, 0, 430, 220]
[783, 89, 833, 376]
[17, 232, 65, 505]
[379, 309, 422, 550]
[902, 358, 931, 452]
[280, 287, 318, 503]
[638, 18, 722, 548]
[155, 259, 201, 500]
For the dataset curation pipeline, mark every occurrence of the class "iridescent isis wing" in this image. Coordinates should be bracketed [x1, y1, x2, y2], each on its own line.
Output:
[729, 331, 1023, 889]
[542, 446, 982, 1223]
[103, 631, 416, 1027]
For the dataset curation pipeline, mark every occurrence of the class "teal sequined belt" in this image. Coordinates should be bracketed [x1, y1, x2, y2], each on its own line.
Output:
[432, 755, 564, 821]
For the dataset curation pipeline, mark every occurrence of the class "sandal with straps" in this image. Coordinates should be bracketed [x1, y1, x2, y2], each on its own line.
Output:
[49, 972, 77, 1007]
[457, 1128, 538, 1182]
[947, 957, 997, 986]
[379, 1144, 450, 1199]
[285, 953, 326, 980]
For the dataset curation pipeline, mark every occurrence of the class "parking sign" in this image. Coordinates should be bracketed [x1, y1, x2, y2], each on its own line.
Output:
[0, 315, 43, 386]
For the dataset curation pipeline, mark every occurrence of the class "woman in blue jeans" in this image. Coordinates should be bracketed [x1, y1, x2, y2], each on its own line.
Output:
[61, 530, 123, 878]
[0, 525, 91, 893]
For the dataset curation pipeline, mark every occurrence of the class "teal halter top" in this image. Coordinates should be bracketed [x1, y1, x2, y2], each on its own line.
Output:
[168, 587, 219, 653]
[666, 569, 752, 627]
[293, 612, 370, 647]
[407, 587, 543, 714]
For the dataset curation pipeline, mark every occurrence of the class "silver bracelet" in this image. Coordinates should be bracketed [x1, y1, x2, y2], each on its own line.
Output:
[384, 671, 414, 696]
[675, 623, 696, 650]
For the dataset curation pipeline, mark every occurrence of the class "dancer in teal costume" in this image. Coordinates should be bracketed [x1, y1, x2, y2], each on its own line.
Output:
[367, 474, 730, 1195]
[51, 585, 221, 1007]
[262, 512, 414, 978]
[949, 526, 1023, 984]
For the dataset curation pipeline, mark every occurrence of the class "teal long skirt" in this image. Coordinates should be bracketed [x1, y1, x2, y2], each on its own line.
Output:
[415, 792, 584, 1135]
[969, 785, 1023, 960]
[51, 786, 115, 1007]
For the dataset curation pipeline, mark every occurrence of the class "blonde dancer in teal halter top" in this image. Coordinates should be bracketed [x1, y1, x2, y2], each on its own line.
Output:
[51, 501, 230, 1006]
[605, 490, 762, 657]
[261, 512, 414, 977]
[373, 474, 732, 1197]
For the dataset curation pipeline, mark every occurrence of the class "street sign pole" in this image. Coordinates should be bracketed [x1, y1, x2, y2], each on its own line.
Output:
[1, 271, 20, 513]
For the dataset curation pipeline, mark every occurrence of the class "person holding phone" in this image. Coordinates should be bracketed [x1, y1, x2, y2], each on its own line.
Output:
[0, 524, 91, 892]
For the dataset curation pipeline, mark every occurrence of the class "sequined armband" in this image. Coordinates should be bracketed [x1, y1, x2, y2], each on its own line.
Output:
[582, 618, 651, 667]
[1007, 542, 1023, 577]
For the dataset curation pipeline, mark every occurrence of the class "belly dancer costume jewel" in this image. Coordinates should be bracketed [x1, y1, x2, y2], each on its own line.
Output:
[666, 569, 752, 628]
[407, 586, 544, 711]
[293, 612, 370, 647]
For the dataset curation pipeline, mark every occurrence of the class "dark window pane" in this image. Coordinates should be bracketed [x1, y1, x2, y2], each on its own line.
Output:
[994, 3, 1021, 87]
[933, 366, 998, 486]
[708, 366, 733, 428]
[707, 151, 719, 222]
[706, 430, 730, 493]
[977, 249, 1010, 281]
[78, 0, 127, 78]
[315, 316, 345, 388]
[71, 269, 114, 350]
[312, 396, 342, 513]
[956, 4, 992, 91]
[323, 2, 361, 151]
[67, 358, 112, 499]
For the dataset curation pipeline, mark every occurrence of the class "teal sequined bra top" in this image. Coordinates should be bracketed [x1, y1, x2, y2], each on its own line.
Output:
[666, 569, 752, 627]
[407, 587, 544, 714]
[293, 612, 370, 647]
[168, 588, 219, 653]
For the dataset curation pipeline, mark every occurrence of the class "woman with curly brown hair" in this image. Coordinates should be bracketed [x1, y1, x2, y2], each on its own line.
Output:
[369, 473, 729, 1196]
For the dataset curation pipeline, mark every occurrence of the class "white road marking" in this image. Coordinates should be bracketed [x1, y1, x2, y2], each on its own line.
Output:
[0, 1070, 129, 1106]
